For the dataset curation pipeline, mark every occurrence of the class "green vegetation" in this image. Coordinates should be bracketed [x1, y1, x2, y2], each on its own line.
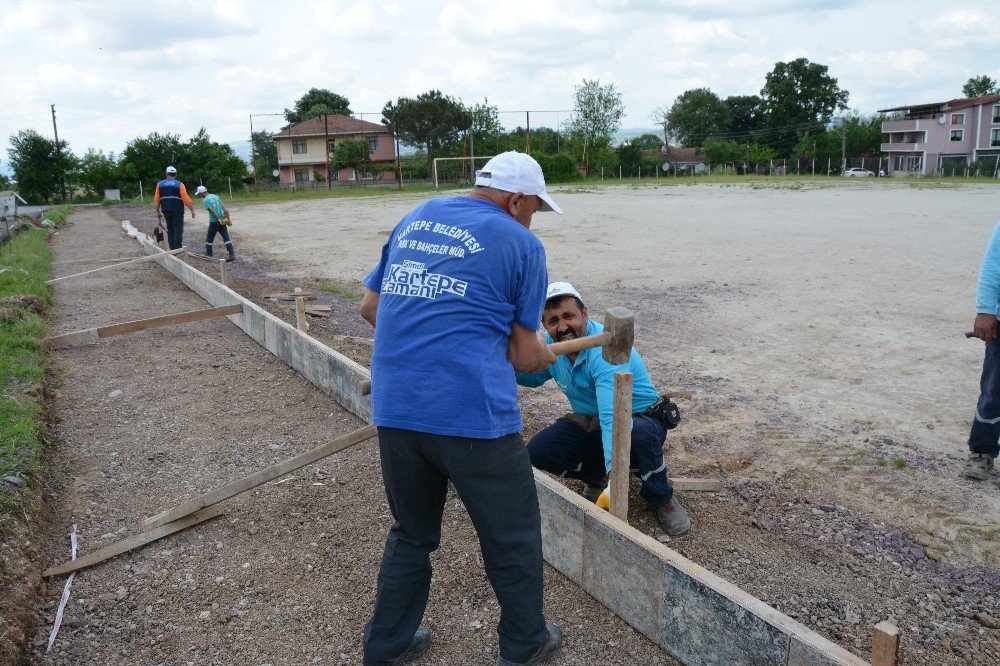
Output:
[892, 458, 908, 470]
[0, 226, 53, 507]
[314, 279, 363, 301]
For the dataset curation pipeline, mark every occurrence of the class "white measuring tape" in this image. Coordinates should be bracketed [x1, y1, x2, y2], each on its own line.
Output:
[46, 523, 77, 653]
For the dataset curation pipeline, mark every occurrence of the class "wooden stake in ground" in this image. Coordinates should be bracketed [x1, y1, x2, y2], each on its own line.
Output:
[871, 621, 901, 666]
[609, 371, 633, 520]
[294, 287, 309, 331]
[46, 248, 184, 284]
[43, 506, 225, 578]
[43, 304, 243, 349]
[140, 424, 377, 531]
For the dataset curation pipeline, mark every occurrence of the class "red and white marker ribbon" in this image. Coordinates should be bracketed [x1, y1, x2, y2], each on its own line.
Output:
[46, 523, 78, 653]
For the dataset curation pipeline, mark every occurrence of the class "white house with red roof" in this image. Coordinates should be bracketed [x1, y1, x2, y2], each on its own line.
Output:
[273, 115, 396, 186]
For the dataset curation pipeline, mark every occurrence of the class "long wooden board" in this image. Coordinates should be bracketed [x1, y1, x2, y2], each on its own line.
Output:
[44, 304, 243, 349]
[43, 506, 224, 578]
[46, 248, 183, 284]
[139, 424, 377, 531]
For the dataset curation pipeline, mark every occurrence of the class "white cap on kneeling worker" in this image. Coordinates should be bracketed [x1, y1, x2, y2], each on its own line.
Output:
[165, 165, 177, 174]
[475, 151, 563, 214]
[546, 281, 582, 303]
[195, 185, 208, 195]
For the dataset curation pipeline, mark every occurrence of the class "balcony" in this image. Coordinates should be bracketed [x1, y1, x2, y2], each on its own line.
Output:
[882, 118, 921, 133]
[881, 143, 920, 153]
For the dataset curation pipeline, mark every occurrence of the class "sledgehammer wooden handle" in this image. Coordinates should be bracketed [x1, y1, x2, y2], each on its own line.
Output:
[547, 331, 613, 357]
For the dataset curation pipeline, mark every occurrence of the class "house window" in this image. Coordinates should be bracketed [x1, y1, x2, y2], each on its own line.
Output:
[294, 168, 310, 183]
[992, 129, 1000, 147]
[951, 113, 965, 125]
[993, 105, 1000, 123]
[366, 136, 379, 152]
[292, 140, 308, 154]
[893, 156, 922, 172]
[950, 130, 963, 141]
[328, 139, 337, 155]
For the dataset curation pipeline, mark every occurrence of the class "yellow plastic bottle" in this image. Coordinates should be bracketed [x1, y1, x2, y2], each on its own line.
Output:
[595, 487, 610, 510]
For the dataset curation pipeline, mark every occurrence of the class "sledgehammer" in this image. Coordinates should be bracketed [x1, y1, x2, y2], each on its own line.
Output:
[357, 307, 635, 395]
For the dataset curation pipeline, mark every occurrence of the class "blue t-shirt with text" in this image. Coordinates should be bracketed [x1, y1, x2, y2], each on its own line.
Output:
[364, 196, 548, 439]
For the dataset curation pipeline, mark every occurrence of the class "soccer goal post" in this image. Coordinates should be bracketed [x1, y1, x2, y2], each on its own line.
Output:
[432, 156, 496, 189]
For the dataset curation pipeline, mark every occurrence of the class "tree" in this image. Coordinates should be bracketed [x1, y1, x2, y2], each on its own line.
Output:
[285, 88, 352, 126]
[331, 139, 372, 181]
[77, 149, 120, 197]
[760, 58, 849, 155]
[700, 138, 744, 168]
[566, 79, 625, 141]
[725, 95, 766, 138]
[121, 132, 182, 187]
[251, 130, 279, 184]
[382, 90, 472, 173]
[963, 75, 1000, 97]
[8, 129, 75, 203]
[177, 128, 248, 191]
[469, 98, 503, 144]
[658, 88, 730, 147]
[632, 133, 663, 150]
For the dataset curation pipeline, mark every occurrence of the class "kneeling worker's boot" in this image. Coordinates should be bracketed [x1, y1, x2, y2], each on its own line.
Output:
[965, 452, 995, 480]
[205, 244, 213, 257]
[364, 626, 431, 665]
[496, 622, 563, 666]
[656, 498, 691, 536]
[225, 242, 236, 262]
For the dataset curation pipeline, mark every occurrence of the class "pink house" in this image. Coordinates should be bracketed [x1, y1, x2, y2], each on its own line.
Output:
[273, 115, 397, 186]
[879, 95, 1000, 176]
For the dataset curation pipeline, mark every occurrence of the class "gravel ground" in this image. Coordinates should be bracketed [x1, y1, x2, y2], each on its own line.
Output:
[24, 208, 678, 664]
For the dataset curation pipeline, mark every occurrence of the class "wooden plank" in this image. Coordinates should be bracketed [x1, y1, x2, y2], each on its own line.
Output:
[96, 304, 243, 338]
[140, 424, 377, 531]
[43, 506, 224, 578]
[610, 371, 633, 520]
[871, 621, 900, 666]
[294, 288, 309, 332]
[46, 248, 183, 284]
[219, 258, 227, 286]
[51, 256, 145, 267]
[305, 305, 332, 317]
[264, 292, 317, 301]
[44, 328, 99, 350]
[668, 478, 724, 492]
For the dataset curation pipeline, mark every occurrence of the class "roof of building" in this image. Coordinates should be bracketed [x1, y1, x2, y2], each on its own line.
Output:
[274, 115, 388, 139]
[878, 94, 1000, 114]
[657, 146, 704, 163]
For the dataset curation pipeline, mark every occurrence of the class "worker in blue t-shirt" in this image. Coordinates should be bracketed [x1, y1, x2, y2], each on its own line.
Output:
[153, 165, 196, 250]
[195, 185, 236, 261]
[516, 282, 690, 536]
[966, 218, 1000, 481]
[359, 152, 564, 666]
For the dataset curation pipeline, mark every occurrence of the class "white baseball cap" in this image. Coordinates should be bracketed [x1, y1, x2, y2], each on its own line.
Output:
[165, 165, 177, 174]
[195, 185, 208, 195]
[475, 151, 562, 214]
[545, 281, 582, 303]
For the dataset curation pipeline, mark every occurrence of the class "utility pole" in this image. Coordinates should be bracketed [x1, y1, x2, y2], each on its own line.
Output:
[525, 111, 531, 154]
[250, 114, 258, 198]
[324, 114, 331, 190]
[51, 104, 66, 202]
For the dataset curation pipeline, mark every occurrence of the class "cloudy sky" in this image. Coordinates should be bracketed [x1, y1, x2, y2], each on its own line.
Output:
[2, 0, 998, 164]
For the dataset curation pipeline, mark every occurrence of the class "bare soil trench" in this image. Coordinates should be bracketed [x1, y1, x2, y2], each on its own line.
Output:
[11, 187, 1000, 665]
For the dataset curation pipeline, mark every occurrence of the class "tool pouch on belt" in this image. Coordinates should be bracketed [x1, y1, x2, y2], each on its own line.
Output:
[220, 215, 233, 227]
[564, 413, 601, 433]
[645, 396, 681, 430]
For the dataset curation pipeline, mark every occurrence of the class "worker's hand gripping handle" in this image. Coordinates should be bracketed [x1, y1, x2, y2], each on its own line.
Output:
[546, 331, 612, 357]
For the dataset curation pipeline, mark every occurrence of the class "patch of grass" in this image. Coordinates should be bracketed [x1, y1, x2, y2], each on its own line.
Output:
[43, 205, 73, 225]
[315, 279, 362, 301]
[875, 458, 887, 467]
[892, 458, 908, 470]
[0, 227, 52, 508]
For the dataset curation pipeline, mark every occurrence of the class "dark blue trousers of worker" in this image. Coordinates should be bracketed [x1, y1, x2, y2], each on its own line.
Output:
[205, 221, 234, 257]
[162, 211, 184, 250]
[968, 339, 1000, 458]
[528, 414, 673, 508]
[363, 427, 548, 665]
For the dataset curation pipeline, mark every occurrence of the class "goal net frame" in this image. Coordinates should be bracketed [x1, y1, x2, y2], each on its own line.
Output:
[432, 156, 496, 188]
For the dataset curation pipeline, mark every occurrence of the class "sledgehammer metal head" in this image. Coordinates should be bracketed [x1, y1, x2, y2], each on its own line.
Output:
[601, 307, 634, 364]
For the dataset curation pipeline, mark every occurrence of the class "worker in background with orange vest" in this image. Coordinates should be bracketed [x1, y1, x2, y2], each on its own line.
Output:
[154, 165, 196, 249]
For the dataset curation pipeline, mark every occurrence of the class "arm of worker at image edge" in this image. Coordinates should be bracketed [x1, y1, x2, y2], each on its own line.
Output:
[179, 183, 196, 218]
[975, 220, 1000, 343]
[360, 239, 391, 327]
[360, 289, 379, 327]
[506, 246, 556, 374]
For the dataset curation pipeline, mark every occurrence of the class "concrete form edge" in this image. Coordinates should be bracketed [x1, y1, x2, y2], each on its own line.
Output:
[123, 221, 868, 666]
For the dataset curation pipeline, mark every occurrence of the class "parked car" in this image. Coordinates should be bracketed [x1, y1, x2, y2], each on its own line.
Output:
[843, 167, 874, 177]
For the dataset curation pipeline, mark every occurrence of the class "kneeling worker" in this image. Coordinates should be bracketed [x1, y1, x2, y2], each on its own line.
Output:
[516, 282, 691, 536]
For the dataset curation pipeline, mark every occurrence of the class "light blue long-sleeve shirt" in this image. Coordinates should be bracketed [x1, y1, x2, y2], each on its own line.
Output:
[977, 220, 1000, 315]
[516, 319, 660, 472]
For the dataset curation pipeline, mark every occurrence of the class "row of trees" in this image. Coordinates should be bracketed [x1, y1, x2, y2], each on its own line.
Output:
[5, 128, 247, 204]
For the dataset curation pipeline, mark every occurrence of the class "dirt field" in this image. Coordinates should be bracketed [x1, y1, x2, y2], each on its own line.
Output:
[19, 182, 1000, 665]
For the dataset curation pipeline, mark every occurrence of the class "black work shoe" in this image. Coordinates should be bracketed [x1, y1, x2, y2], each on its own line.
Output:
[364, 627, 431, 665]
[582, 476, 608, 502]
[495, 622, 563, 666]
[965, 452, 995, 480]
[656, 498, 691, 536]
[225, 254, 235, 262]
